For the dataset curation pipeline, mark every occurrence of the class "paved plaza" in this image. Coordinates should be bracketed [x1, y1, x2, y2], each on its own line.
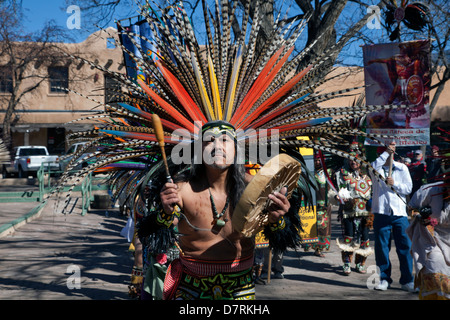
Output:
[0, 180, 419, 301]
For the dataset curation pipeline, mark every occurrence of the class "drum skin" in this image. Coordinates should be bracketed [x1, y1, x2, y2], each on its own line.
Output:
[232, 153, 302, 237]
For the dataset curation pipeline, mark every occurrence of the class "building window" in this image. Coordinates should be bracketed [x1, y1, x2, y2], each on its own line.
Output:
[48, 66, 68, 93]
[107, 38, 116, 49]
[0, 66, 13, 93]
[104, 74, 121, 104]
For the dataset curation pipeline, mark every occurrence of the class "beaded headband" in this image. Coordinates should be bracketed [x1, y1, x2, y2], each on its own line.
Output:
[201, 121, 236, 140]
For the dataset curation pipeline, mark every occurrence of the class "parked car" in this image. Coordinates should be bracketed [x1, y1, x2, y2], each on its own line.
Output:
[2, 146, 59, 178]
[59, 142, 98, 172]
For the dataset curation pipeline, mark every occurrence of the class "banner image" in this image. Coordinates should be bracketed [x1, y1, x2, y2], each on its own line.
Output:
[255, 205, 316, 284]
[363, 40, 431, 146]
[298, 206, 318, 245]
[254, 205, 318, 248]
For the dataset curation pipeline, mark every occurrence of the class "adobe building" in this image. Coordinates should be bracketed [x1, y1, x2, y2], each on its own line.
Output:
[1, 30, 448, 155]
[0, 27, 124, 154]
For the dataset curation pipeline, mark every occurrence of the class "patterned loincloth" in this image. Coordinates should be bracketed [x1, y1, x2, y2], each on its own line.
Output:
[163, 255, 255, 300]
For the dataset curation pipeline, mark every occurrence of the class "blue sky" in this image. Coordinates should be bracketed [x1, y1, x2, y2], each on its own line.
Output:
[21, 0, 135, 43]
[21, 0, 86, 42]
[19, 0, 388, 65]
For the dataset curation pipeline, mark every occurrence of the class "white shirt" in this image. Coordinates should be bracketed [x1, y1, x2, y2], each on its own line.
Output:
[409, 182, 450, 225]
[370, 151, 412, 216]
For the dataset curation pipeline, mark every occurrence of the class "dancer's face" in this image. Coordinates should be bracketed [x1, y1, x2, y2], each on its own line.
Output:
[314, 158, 321, 170]
[349, 159, 361, 171]
[202, 132, 235, 170]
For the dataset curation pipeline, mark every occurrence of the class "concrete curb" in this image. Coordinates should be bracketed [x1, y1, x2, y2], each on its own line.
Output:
[0, 201, 47, 238]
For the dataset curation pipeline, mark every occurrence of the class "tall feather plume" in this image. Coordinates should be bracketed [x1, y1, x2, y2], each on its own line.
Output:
[51, 0, 405, 221]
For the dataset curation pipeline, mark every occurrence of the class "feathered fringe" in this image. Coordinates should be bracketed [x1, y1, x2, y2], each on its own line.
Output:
[355, 247, 374, 257]
[262, 188, 304, 252]
[336, 238, 358, 252]
[137, 212, 178, 255]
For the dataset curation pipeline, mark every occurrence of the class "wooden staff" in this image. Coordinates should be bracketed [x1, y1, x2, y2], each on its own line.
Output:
[384, 141, 395, 178]
[388, 152, 394, 178]
[152, 113, 173, 182]
[152, 114, 183, 254]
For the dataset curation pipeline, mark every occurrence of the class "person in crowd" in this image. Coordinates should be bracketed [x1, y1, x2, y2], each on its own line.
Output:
[253, 247, 266, 285]
[370, 142, 417, 292]
[426, 145, 443, 182]
[261, 248, 285, 279]
[401, 157, 411, 166]
[303, 153, 333, 257]
[409, 149, 426, 195]
[407, 166, 449, 300]
[335, 149, 373, 275]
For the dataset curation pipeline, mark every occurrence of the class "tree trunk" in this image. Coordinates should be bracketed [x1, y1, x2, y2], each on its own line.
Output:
[2, 74, 22, 150]
[2, 96, 17, 150]
[295, 0, 348, 73]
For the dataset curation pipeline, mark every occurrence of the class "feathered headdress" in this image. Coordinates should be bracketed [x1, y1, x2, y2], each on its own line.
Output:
[383, 1, 430, 41]
[53, 0, 404, 248]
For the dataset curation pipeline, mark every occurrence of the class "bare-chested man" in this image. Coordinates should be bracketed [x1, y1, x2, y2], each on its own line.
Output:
[159, 121, 290, 300]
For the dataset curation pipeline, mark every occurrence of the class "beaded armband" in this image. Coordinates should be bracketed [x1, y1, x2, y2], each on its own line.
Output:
[156, 207, 181, 228]
[269, 217, 286, 232]
[131, 266, 143, 280]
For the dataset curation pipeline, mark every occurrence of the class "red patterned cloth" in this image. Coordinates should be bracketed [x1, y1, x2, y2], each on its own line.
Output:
[162, 255, 254, 300]
[163, 259, 183, 300]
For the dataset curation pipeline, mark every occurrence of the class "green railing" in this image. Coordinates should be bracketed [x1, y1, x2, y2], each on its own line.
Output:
[37, 163, 96, 214]
[81, 172, 93, 216]
[37, 163, 45, 201]
[0, 163, 52, 203]
[0, 163, 107, 210]
[37, 162, 57, 201]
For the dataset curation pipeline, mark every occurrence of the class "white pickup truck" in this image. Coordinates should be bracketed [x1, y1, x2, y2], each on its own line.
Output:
[2, 146, 59, 178]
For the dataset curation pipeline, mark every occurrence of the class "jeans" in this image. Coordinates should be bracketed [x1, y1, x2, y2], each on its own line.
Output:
[373, 213, 413, 285]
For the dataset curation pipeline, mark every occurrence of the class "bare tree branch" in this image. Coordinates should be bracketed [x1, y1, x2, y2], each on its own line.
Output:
[0, 4, 69, 147]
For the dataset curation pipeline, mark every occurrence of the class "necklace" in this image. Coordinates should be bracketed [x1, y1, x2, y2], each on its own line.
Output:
[209, 188, 230, 233]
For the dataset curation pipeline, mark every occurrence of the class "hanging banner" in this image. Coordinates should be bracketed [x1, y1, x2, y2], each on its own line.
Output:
[255, 206, 319, 248]
[254, 205, 318, 248]
[298, 205, 318, 245]
[363, 40, 431, 146]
